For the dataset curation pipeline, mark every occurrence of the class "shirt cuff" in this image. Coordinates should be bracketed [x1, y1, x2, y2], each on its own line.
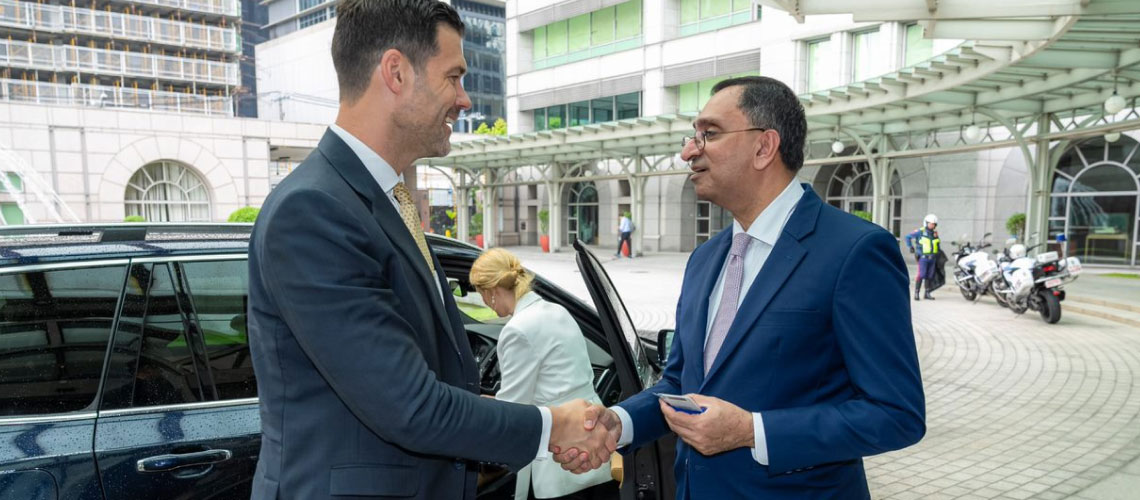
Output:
[751, 412, 768, 465]
[536, 406, 552, 461]
[610, 406, 634, 447]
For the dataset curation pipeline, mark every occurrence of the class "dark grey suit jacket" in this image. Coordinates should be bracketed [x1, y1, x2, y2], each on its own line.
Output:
[248, 130, 542, 499]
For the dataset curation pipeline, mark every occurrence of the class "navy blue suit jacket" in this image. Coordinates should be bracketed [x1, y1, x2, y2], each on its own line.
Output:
[618, 185, 925, 499]
[247, 130, 542, 499]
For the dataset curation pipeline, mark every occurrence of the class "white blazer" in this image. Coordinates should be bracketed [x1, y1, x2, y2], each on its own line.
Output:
[497, 292, 613, 499]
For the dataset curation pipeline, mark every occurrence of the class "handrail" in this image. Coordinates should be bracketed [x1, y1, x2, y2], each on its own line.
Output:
[0, 78, 234, 116]
[0, 0, 240, 53]
[0, 39, 239, 86]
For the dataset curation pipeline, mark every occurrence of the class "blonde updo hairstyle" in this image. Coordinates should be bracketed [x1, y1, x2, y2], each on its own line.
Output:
[469, 248, 534, 300]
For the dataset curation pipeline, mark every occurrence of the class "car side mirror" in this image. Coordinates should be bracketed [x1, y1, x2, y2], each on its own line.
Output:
[656, 329, 675, 368]
[449, 279, 466, 297]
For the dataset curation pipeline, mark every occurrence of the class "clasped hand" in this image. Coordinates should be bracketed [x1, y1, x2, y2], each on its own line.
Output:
[548, 401, 620, 473]
[551, 395, 754, 474]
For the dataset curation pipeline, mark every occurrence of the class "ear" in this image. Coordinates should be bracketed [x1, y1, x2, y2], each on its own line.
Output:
[378, 48, 409, 95]
[753, 129, 781, 171]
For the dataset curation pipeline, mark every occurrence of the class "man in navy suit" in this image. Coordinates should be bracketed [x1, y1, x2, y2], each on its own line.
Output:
[558, 76, 926, 498]
[247, 2, 613, 499]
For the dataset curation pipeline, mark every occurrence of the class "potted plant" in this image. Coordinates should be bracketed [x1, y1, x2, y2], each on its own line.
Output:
[1006, 213, 1026, 242]
[538, 209, 550, 253]
[470, 211, 484, 248]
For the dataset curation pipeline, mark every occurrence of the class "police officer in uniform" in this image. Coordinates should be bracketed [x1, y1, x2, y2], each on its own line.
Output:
[905, 214, 941, 300]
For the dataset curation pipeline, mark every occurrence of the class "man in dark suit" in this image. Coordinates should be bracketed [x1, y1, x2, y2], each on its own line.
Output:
[247, 2, 613, 499]
[559, 76, 926, 498]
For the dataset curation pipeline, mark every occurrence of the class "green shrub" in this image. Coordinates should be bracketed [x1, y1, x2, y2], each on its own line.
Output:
[851, 210, 872, 222]
[124, 215, 145, 222]
[538, 209, 549, 235]
[469, 211, 483, 236]
[228, 207, 260, 223]
[1006, 213, 1026, 240]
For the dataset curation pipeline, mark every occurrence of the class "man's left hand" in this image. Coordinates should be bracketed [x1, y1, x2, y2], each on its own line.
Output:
[660, 394, 753, 456]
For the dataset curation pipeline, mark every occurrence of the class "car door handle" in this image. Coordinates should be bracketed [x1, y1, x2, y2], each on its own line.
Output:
[136, 449, 233, 473]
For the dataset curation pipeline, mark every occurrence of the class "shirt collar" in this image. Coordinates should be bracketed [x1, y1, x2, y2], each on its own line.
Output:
[732, 180, 804, 246]
[515, 291, 541, 313]
[329, 124, 402, 195]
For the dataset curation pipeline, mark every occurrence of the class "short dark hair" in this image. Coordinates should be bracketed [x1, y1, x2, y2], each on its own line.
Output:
[710, 76, 807, 172]
[331, 0, 464, 103]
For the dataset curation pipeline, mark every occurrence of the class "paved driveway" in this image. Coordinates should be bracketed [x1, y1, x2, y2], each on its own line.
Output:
[506, 245, 1140, 500]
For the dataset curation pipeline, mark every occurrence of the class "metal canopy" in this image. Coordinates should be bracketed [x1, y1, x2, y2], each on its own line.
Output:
[428, 0, 1140, 173]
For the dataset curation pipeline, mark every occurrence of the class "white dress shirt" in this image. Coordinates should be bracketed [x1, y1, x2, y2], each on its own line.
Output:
[611, 180, 803, 465]
[328, 125, 554, 460]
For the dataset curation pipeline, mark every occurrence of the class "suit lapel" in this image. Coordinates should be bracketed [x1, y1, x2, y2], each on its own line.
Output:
[701, 186, 821, 386]
[318, 130, 462, 358]
[688, 231, 731, 385]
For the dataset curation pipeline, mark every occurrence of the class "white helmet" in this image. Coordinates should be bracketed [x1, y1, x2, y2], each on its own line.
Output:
[924, 214, 938, 225]
[1009, 243, 1027, 259]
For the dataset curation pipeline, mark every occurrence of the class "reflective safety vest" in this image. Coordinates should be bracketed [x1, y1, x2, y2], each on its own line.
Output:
[916, 229, 940, 256]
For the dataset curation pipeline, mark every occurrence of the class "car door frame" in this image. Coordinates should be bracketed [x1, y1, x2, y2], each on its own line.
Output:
[572, 240, 677, 500]
[91, 254, 259, 500]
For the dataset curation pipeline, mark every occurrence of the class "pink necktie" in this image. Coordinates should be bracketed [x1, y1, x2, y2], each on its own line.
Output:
[705, 233, 752, 375]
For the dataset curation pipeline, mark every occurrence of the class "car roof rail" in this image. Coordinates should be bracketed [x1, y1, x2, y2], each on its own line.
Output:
[0, 223, 253, 244]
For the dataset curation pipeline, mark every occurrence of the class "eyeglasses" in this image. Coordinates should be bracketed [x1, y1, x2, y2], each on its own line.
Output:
[682, 127, 767, 152]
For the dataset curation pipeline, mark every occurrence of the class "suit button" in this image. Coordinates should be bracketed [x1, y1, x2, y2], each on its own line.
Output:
[454, 461, 464, 470]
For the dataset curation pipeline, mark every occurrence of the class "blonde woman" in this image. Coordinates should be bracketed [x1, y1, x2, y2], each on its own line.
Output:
[470, 248, 614, 500]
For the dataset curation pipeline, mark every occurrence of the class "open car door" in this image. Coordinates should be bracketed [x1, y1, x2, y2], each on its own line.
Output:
[573, 240, 676, 500]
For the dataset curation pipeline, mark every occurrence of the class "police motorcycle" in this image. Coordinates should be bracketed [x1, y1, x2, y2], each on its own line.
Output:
[988, 235, 1083, 324]
[951, 232, 1000, 301]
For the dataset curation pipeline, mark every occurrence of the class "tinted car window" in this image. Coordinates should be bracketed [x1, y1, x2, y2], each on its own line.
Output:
[0, 264, 127, 416]
[101, 262, 207, 409]
[180, 260, 256, 400]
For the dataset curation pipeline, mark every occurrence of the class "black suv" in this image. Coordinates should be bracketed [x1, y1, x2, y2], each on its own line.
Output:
[0, 224, 676, 500]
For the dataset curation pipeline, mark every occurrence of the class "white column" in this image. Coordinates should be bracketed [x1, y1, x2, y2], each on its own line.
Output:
[547, 179, 563, 252]
[631, 156, 648, 257]
[1026, 115, 1052, 246]
[456, 171, 470, 243]
[871, 158, 892, 229]
[481, 171, 497, 249]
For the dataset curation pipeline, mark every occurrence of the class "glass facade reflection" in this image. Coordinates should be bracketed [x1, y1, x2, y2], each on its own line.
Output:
[455, 0, 506, 133]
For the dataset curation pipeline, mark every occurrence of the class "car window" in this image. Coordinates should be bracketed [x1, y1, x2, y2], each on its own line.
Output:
[179, 260, 256, 400]
[0, 264, 127, 417]
[450, 277, 506, 324]
[576, 245, 655, 390]
[101, 262, 208, 409]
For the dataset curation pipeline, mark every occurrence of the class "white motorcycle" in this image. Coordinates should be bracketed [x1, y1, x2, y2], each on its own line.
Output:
[951, 233, 1000, 302]
[989, 235, 1082, 324]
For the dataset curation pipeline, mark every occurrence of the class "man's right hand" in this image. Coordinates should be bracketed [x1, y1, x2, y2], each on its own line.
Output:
[548, 400, 616, 473]
[552, 404, 623, 474]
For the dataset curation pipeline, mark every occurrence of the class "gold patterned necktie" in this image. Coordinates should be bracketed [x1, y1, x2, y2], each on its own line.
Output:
[391, 182, 435, 273]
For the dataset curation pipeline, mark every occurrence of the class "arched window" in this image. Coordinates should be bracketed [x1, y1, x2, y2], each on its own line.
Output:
[1050, 138, 1140, 266]
[826, 162, 903, 236]
[566, 181, 598, 245]
[124, 161, 212, 222]
[827, 162, 873, 214]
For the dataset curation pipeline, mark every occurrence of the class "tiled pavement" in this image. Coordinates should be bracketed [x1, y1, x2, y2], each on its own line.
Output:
[503, 245, 1140, 499]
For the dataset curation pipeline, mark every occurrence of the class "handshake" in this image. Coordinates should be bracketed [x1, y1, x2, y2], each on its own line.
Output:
[547, 399, 623, 474]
